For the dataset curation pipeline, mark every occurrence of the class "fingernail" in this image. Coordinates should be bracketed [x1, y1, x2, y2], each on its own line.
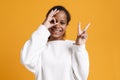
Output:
[55, 8, 57, 11]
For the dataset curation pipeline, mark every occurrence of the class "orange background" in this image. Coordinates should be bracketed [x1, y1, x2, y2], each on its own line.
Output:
[0, 0, 120, 80]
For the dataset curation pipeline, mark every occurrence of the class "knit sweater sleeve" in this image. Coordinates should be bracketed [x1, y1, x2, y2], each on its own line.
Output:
[72, 44, 89, 80]
[20, 25, 50, 73]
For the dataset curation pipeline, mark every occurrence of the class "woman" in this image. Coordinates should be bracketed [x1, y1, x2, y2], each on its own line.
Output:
[21, 5, 89, 80]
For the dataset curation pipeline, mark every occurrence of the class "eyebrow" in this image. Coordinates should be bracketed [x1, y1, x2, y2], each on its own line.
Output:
[60, 20, 66, 22]
[55, 19, 66, 22]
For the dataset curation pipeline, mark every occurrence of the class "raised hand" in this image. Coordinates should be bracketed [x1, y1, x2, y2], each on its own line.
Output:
[75, 22, 90, 45]
[43, 9, 59, 28]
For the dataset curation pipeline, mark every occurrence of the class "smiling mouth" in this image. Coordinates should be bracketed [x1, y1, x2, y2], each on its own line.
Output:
[51, 27, 63, 34]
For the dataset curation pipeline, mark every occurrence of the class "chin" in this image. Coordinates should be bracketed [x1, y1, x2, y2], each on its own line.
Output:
[49, 34, 64, 40]
[52, 35, 62, 38]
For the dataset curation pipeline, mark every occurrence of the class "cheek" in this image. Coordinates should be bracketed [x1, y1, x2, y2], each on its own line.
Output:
[62, 26, 67, 32]
[64, 24, 67, 29]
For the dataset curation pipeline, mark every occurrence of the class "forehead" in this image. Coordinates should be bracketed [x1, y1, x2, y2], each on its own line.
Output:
[54, 11, 67, 21]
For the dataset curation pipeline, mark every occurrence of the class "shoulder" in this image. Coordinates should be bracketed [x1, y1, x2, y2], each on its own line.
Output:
[65, 40, 75, 45]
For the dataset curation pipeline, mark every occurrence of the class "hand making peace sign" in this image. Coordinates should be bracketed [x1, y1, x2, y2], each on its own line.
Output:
[43, 8, 90, 44]
[75, 23, 90, 45]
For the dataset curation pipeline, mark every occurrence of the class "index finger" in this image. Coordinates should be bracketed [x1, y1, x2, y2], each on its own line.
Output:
[78, 22, 82, 35]
[53, 9, 59, 15]
[83, 23, 91, 31]
[49, 9, 59, 17]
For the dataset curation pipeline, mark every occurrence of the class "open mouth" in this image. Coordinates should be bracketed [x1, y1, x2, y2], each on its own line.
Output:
[50, 27, 63, 34]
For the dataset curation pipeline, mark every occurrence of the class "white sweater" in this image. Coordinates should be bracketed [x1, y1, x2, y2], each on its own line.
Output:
[21, 25, 89, 80]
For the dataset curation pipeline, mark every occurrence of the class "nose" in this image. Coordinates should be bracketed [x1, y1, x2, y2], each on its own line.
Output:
[55, 22, 60, 28]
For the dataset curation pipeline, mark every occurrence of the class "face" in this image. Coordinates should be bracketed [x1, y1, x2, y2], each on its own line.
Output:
[49, 11, 67, 40]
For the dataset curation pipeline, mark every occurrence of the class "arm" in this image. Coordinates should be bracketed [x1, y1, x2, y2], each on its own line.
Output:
[72, 22, 90, 80]
[21, 9, 60, 73]
[72, 44, 89, 80]
[20, 25, 50, 73]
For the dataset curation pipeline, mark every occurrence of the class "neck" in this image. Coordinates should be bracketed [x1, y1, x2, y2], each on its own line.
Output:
[48, 36, 64, 41]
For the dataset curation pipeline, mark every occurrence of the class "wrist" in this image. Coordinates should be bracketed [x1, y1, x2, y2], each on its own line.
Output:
[43, 21, 49, 29]
[75, 38, 80, 45]
[75, 39, 86, 46]
[75, 42, 80, 45]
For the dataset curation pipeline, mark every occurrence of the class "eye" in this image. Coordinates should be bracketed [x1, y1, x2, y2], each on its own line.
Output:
[60, 22, 65, 25]
[50, 19, 58, 24]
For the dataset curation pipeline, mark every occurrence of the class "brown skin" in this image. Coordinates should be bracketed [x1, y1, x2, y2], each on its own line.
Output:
[43, 9, 89, 45]
[48, 11, 67, 41]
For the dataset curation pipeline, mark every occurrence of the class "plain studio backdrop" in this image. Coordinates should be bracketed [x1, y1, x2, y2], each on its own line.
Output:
[0, 0, 120, 80]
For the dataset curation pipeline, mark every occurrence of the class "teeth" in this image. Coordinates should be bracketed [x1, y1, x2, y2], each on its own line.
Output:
[54, 29, 60, 32]
[53, 29, 62, 32]
[51, 27, 63, 33]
